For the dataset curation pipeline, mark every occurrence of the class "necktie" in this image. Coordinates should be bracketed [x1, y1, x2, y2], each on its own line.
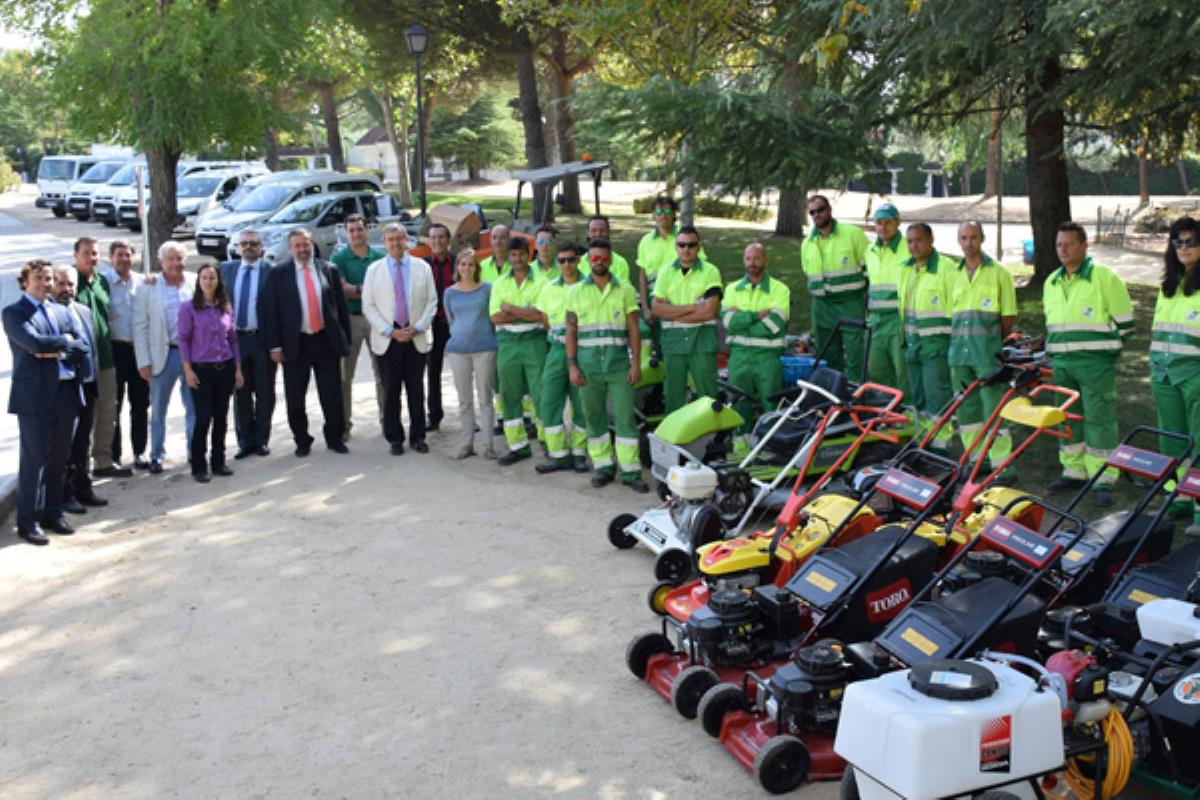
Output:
[302, 264, 323, 333]
[40, 303, 75, 380]
[394, 263, 409, 327]
[237, 264, 253, 329]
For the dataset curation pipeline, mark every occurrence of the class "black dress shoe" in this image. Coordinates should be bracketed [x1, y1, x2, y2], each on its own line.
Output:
[425, 420, 440, 432]
[255, 445, 270, 457]
[17, 524, 49, 546]
[327, 442, 349, 454]
[234, 448, 253, 460]
[94, 465, 134, 478]
[295, 442, 312, 457]
[63, 497, 88, 515]
[193, 472, 211, 483]
[390, 442, 405, 456]
[134, 455, 150, 470]
[412, 441, 429, 454]
[212, 464, 234, 477]
[77, 491, 108, 507]
[149, 460, 164, 474]
[42, 515, 75, 535]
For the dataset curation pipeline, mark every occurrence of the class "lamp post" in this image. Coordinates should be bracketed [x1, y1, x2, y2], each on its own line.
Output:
[405, 23, 428, 219]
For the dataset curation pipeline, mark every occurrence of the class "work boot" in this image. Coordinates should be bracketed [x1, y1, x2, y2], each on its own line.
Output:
[1047, 475, 1088, 495]
[535, 457, 571, 474]
[624, 476, 650, 494]
[573, 455, 590, 473]
[591, 471, 614, 488]
[498, 447, 531, 467]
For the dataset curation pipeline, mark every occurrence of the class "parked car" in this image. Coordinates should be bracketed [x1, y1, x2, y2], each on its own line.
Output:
[169, 169, 262, 237]
[36, 155, 99, 217]
[195, 170, 382, 259]
[227, 191, 401, 264]
[66, 159, 132, 220]
[116, 160, 268, 231]
[90, 161, 145, 226]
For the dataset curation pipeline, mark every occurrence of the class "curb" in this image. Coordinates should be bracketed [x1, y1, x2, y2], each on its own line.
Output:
[0, 475, 15, 527]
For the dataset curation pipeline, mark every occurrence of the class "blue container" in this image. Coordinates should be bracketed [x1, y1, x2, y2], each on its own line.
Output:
[780, 355, 827, 385]
[1022, 238, 1035, 265]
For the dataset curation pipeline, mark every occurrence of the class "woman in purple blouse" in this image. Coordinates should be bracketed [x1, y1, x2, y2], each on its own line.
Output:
[178, 263, 243, 482]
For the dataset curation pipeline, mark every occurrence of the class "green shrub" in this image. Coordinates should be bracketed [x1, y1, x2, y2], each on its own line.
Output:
[0, 157, 19, 192]
[631, 194, 662, 214]
[695, 195, 770, 222]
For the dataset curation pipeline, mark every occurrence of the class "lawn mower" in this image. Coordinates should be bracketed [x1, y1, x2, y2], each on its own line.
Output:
[623, 448, 961, 721]
[608, 374, 908, 586]
[702, 495, 1091, 793]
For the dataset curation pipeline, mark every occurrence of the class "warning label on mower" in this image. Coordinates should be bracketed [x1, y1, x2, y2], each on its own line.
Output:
[979, 715, 1012, 773]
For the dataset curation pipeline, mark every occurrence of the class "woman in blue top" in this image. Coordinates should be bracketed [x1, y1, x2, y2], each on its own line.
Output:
[444, 249, 497, 459]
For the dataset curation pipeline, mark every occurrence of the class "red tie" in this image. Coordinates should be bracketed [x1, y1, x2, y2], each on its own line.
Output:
[302, 264, 323, 333]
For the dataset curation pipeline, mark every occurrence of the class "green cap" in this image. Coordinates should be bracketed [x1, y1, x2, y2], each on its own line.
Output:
[873, 203, 900, 221]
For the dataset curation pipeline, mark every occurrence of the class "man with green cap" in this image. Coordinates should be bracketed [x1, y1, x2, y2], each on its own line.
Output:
[899, 223, 954, 451]
[801, 195, 869, 380]
[866, 202, 909, 393]
[723, 242, 790, 427]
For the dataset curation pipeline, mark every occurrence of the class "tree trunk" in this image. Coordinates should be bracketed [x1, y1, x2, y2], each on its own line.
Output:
[679, 138, 696, 227]
[549, 30, 582, 214]
[1177, 157, 1192, 194]
[1024, 57, 1072, 287]
[373, 88, 413, 207]
[262, 123, 281, 171]
[775, 188, 805, 237]
[515, 32, 551, 225]
[1138, 153, 1150, 208]
[317, 81, 346, 172]
[961, 170, 972, 195]
[144, 145, 181, 267]
[469, 164, 481, 182]
[983, 106, 1003, 198]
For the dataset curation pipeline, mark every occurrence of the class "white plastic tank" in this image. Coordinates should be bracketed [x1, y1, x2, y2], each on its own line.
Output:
[1137, 598, 1200, 649]
[665, 462, 718, 501]
[835, 659, 1063, 800]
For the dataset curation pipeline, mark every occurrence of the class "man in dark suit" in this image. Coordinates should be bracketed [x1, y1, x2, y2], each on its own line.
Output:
[221, 228, 276, 458]
[263, 228, 352, 456]
[3, 260, 89, 545]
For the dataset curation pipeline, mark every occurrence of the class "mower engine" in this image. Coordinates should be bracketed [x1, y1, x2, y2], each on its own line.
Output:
[763, 639, 852, 735]
[665, 463, 724, 549]
[941, 549, 1012, 594]
[684, 587, 802, 667]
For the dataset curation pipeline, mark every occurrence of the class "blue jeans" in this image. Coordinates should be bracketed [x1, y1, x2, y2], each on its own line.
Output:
[150, 348, 195, 461]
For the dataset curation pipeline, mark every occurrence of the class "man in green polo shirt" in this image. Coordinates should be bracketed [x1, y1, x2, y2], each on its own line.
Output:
[585, 215, 631, 284]
[723, 243, 790, 428]
[490, 235, 547, 465]
[532, 225, 560, 283]
[480, 224, 511, 284]
[866, 203, 909, 393]
[636, 195, 681, 317]
[651, 225, 723, 413]
[332, 213, 386, 442]
[801, 194, 869, 380]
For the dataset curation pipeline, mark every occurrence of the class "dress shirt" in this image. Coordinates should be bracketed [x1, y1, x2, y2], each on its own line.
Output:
[177, 301, 240, 365]
[233, 260, 262, 330]
[294, 261, 324, 334]
[66, 301, 96, 383]
[100, 266, 143, 342]
[429, 251, 455, 320]
[388, 254, 419, 331]
[159, 278, 190, 345]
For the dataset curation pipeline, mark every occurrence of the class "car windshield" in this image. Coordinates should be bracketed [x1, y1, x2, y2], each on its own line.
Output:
[238, 185, 297, 213]
[268, 196, 326, 224]
[38, 159, 77, 180]
[177, 176, 222, 198]
[222, 182, 256, 209]
[106, 164, 141, 186]
[79, 162, 124, 184]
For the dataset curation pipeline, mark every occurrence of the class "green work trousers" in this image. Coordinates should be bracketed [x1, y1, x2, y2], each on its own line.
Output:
[498, 337, 547, 452]
[813, 294, 866, 382]
[579, 367, 640, 480]
[952, 364, 1013, 469]
[1152, 372, 1200, 493]
[539, 344, 587, 461]
[663, 349, 718, 415]
[867, 330, 907, 396]
[1053, 356, 1118, 484]
[728, 347, 783, 432]
[906, 353, 953, 448]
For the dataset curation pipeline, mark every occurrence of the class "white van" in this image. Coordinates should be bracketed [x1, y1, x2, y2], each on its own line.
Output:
[170, 169, 265, 237]
[195, 171, 382, 258]
[36, 155, 99, 217]
[66, 159, 132, 220]
[116, 160, 268, 230]
[90, 161, 145, 226]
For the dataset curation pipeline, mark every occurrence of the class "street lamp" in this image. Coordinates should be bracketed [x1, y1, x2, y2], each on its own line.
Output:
[405, 23, 428, 219]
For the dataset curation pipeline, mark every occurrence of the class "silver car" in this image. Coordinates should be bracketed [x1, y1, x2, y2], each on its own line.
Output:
[228, 192, 402, 264]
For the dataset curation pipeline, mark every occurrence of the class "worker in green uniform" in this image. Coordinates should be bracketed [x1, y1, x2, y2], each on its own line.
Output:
[489, 234, 547, 465]
[1150, 217, 1200, 535]
[533, 241, 589, 474]
[865, 203, 909, 393]
[585, 216, 631, 284]
[899, 223, 954, 451]
[948, 221, 1017, 471]
[1043, 221, 1135, 508]
[532, 225, 561, 283]
[480, 224, 511, 284]
[636, 195, 682, 321]
[567, 238, 648, 493]
[651, 226, 722, 414]
[723, 242, 790, 428]
[801, 195, 869, 380]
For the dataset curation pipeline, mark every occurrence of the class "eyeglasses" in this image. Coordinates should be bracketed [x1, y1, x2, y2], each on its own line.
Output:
[240, 241, 262, 248]
[589, 255, 610, 265]
[557, 256, 578, 264]
[536, 238, 553, 245]
[808, 207, 830, 216]
[1173, 238, 1199, 249]
[653, 208, 674, 216]
[676, 241, 699, 249]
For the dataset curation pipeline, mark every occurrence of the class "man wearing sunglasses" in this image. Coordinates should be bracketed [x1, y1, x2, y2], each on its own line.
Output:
[723, 243, 790, 427]
[1042, 221, 1134, 508]
[651, 226, 722, 413]
[532, 225, 560, 282]
[532, 241, 589, 474]
[567, 239, 647, 493]
[800, 195, 869, 380]
[585, 216, 630, 283]
[636, 196, 681, 319]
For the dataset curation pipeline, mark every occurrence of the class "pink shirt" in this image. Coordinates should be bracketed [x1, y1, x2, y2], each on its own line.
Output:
[177, 301, 240, 365]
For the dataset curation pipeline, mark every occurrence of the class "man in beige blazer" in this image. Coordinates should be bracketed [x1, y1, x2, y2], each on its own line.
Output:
[362, 224, 437, 454]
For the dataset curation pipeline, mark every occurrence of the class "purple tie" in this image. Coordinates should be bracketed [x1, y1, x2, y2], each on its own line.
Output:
[394, 262, 409, 327]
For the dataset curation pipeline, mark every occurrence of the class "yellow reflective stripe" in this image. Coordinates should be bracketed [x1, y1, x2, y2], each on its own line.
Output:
[499, 322, 541, 333]
[1047, 340, 1121, 352]
[869, 299, 900, 310]
[1154, 321, 1200, 336]
[578, 337, 627, 348]
[1047, 322, 1116, 334]
[661, 320, 718, 329]
[825, 282, 865, 293]
[728, 335, 784, 348]
[1150, 342, 1200, 356]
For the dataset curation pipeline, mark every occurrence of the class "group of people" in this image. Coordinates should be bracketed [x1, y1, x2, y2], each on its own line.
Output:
[7, 190, 1200, 543]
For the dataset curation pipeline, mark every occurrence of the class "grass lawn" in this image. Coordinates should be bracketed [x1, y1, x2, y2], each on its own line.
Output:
[430, 191, 1175, 532]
